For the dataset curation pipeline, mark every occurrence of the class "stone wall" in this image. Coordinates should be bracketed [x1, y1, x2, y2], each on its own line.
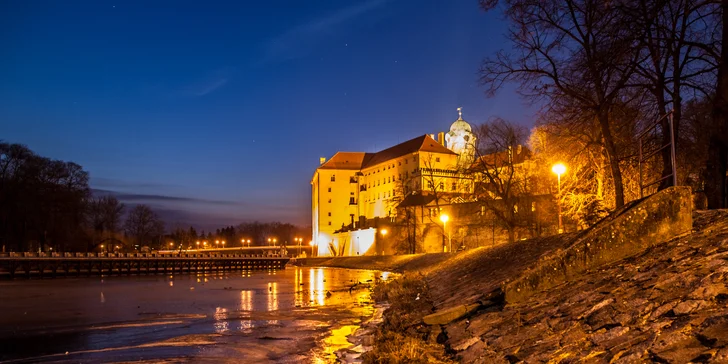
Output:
[503, 186, 693, 303]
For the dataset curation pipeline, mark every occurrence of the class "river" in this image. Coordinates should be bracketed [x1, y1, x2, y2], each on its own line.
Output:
[0, 267, 392, 363]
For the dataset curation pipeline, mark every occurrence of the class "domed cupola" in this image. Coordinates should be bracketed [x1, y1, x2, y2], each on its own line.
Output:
[445, 107, 476, 166]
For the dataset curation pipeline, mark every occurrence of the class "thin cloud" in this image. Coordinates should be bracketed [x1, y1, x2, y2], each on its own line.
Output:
[92, 189, 240, 206]
[263, 0, 390, 62]
[192, 77, 228, 96]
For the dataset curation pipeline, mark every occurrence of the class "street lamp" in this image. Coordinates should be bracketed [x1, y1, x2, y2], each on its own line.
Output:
[169, 242, 174, 248]
[440, 214, 452, 253]
[222, 241, 226, 247]
[552, 163, 567, 234]
[247, 239, 251, 247]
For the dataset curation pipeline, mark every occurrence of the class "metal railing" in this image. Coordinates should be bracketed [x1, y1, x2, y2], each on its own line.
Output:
[638, 109, 677, 199]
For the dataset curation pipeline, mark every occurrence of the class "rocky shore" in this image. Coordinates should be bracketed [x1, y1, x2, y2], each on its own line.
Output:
[303, 209, 728, 363]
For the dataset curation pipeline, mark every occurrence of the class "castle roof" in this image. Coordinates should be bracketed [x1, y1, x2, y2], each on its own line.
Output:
[318, 134, 456, 171]
[318, 152, 371, 170]
[362, 134, 456, 169]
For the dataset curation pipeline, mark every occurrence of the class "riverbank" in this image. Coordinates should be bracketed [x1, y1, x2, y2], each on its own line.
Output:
[295, 253, 452, 274]
[304, 209, 728, 362]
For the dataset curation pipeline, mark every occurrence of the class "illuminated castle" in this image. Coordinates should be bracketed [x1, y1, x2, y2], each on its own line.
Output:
[311, 109, 476, 256]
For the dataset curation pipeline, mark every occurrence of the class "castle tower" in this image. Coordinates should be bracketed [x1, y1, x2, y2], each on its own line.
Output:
[445, 107, 476, 167]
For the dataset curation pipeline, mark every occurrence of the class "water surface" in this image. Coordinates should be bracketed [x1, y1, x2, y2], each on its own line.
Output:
[0, 267, 391, 363]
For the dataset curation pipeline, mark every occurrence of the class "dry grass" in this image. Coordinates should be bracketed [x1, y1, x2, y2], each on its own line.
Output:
[363, 274, 455, 364]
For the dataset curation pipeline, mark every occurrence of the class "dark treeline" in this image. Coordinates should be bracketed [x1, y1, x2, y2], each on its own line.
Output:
[168, 222, 309, 249]
[1, 142, 307, 252]
[0, 142, 89, 252]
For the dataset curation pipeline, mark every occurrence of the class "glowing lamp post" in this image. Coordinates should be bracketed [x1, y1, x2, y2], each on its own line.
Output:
[440, 214, 452, 253]
[552, 163, 566, 234]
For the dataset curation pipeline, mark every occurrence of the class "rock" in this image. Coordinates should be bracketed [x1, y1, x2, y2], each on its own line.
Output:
[672, 300, 703, 315]
[423, 303, 480, 325]
[590, 326, 630, 346]
[454, 336, 483, 351]
[650, 302, 677, 319]
[697, 317, 728, 348]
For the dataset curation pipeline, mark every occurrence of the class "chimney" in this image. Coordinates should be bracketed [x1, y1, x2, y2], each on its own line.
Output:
[319, 157, 326, 165]
[437, 132, 445, 146]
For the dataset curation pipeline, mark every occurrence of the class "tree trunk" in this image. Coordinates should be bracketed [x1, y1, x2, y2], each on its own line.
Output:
[597, 112, 626, 207]
[705, 0, 728, 209]
[507, 226, 515, 244]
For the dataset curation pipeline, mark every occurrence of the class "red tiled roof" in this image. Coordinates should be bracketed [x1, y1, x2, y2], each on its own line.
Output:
[362, 135, 456, 168]
[319, 135, 456, 171]
[319, 152, 372, 170]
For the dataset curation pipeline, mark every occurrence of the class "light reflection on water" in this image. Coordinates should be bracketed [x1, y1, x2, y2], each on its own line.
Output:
[0, 267, 395, 363]
[213, 307, 229, 333]
[239, 290, 253, 331]
[267, 282, 279, 325]
[315, 268, 325, 306]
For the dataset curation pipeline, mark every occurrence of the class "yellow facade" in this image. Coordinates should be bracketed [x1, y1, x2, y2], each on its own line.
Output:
[311, 114, 476, 256]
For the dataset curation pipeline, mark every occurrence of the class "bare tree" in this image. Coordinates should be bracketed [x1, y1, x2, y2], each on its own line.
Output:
[468, 118, 533, 243]
[87, 196, 125, 251]
[124, 205, 164, 248]
[705, 0, 727, 208]
[626, 0, 720, 189]
[479, 0, 646, 208]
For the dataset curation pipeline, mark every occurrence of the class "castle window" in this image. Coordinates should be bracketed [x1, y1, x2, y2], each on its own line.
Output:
[438, 182, 443, 190]
[436, 157, 440, 162]
[405, 160, 408, 164]
[328, 199, 331, 203]
[452, 182, 457, 191]
[331, 175, 335, 182]
[328, 212, 331, 217]
[328, 187, 331, 192]
[427, 181, 434, 189]
[398, 162, 401, 166]
[328, 221, 332, 226]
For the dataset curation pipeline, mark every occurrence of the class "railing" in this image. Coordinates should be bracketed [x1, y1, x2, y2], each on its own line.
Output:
[638, 109, 677, 199]
[0, 254, 290, 278]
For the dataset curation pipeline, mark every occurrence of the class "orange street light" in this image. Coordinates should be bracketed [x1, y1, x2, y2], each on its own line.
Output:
[552, 163, 567, 234]
[439, 214, 451, 253]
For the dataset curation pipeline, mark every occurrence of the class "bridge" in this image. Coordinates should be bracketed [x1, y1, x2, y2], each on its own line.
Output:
[0, 252, 290, 279]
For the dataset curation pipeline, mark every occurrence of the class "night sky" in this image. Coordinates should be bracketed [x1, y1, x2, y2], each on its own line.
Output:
[0, 0, 535, 230]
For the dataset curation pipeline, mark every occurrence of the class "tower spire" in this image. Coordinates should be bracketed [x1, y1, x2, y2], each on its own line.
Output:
[457, 106, 463, 120]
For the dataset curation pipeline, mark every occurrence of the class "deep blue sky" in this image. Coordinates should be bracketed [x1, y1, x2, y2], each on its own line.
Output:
[0, 0, 535, 230]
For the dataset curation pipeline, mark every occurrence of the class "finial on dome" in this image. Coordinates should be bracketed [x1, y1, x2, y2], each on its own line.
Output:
[457, 107, 463, 120]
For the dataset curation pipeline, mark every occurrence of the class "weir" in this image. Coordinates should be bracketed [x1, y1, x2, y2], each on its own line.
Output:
[0, 253, 289, 279]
